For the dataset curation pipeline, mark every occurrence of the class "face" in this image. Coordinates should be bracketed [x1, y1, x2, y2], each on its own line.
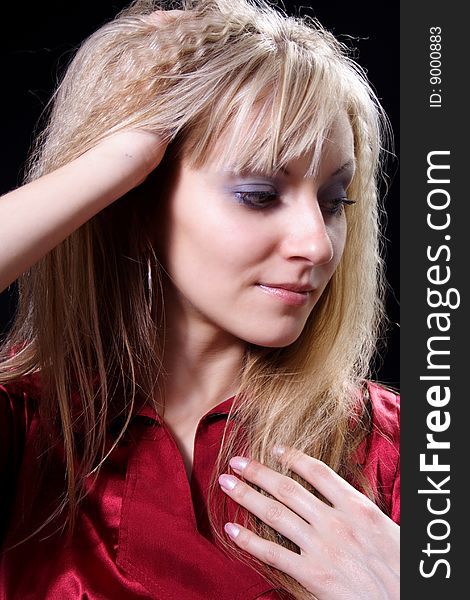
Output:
[155, 113, 355, 348]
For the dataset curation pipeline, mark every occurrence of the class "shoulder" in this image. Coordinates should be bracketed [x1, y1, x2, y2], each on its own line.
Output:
[0, 374, 42, 537]
[359, 382, 400, 523]
[0, 373, 41, 449]
[367, 381, 400, 442]
[0, 372, 41, 407]
[361, 381, 400, 464]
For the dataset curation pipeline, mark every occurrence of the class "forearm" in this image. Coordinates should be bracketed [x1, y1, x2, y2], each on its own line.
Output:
[0, 130, 164, 292]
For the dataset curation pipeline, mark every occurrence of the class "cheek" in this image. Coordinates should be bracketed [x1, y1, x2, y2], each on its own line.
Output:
[168, 200, 272, 275]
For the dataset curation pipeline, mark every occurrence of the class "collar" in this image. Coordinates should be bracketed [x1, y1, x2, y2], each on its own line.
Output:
[132, 394, 237, 425]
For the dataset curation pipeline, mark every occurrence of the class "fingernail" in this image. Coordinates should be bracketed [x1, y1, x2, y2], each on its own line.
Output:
[272, 445, 286, 458]
[229, 456, 250, 473]
[224, 522, 240, 539]
[219, 474, 238, 491]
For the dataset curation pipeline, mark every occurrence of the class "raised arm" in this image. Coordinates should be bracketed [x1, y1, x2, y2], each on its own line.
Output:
[0, 130, 167, 293]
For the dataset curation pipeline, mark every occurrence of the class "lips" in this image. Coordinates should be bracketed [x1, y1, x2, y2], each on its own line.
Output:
[257, 283, 314, 307]
[260, 283, 314, 293]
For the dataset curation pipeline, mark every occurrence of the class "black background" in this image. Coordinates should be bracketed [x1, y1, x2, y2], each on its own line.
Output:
[0, 0, 399, 387]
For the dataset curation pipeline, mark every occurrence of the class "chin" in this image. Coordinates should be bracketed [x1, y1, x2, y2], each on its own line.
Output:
[243, 327, 305, 349]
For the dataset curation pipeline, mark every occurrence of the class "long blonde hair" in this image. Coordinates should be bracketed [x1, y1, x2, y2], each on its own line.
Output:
[0, 0, 390, 596]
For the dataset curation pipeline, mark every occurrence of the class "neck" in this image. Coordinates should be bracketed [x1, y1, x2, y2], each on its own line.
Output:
[157, 293, 247, 425]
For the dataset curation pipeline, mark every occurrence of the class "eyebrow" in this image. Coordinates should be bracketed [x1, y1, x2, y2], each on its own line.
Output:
[278, 158, 356, 178]
[223, 159, 356, 180]
[331, 159, 356, 178]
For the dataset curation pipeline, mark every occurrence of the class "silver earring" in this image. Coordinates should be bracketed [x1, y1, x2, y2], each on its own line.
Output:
[146, 257, 153, 313]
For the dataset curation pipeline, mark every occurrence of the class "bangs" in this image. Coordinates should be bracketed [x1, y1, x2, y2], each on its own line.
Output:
[177, 34, 362, 177]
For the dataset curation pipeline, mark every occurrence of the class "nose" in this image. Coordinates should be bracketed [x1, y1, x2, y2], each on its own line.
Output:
[280, 198, 335, 266]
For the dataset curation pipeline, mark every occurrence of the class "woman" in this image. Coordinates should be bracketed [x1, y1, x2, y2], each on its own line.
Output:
[0, 0, 399, 598]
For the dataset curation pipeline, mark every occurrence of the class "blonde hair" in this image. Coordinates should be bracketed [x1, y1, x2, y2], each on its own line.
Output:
[0, 1, 390, 597]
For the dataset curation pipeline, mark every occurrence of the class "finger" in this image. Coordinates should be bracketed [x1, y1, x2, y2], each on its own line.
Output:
[218, 474, 312, 551]
[223, 521, 305, 583]
[273, 448, 364, 509]
[229, 457, 330, 526]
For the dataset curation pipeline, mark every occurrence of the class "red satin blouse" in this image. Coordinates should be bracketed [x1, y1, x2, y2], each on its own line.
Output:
[0, 378, 399, 599]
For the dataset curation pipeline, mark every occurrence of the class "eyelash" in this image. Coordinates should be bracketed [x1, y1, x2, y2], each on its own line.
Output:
[234, 191, 356, 215]
[327, 197, 356, 215]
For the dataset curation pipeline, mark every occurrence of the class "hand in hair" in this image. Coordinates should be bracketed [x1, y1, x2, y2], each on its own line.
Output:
[0, 129, 167, 293]
[219, 449, 399, 599]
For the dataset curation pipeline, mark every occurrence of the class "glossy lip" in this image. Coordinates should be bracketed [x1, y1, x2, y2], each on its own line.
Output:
[257, 283, 313, 307]
[263, 282, 314, 293]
